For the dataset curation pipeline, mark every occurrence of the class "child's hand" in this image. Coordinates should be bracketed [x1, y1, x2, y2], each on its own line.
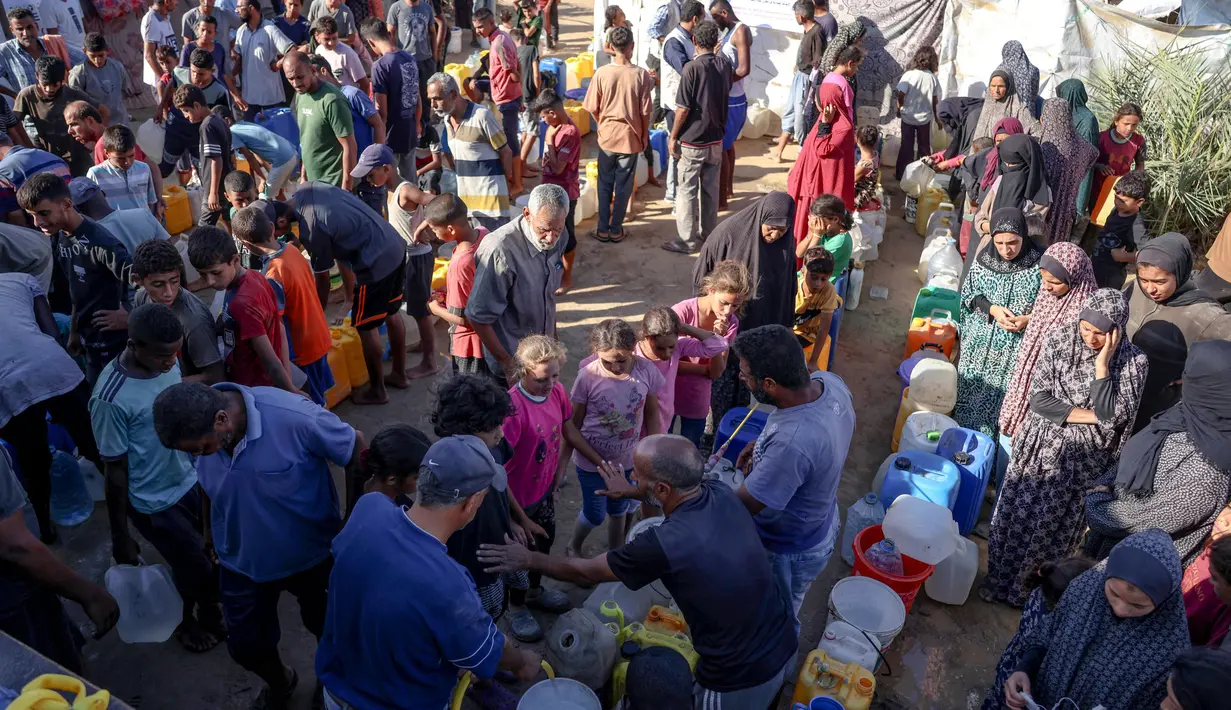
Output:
[821, 103, 838, 123]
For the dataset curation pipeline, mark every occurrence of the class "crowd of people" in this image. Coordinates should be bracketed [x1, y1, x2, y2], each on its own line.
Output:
[0, 0, 1230, 708]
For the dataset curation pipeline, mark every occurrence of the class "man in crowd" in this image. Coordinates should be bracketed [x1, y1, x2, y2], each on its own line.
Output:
[658, 0, 704, 204]
[316, 436, 542, 709]
[479, 434, 798, 709]
[426, 72, 511, 231]
[732, 324, 855, 631]
[304, 53, 384, 157]
[708, 0, 751, 209]
[0, 131, 69, 225]
[465, 183, 568, 386]
[284, 50, 357, 189]
[288, 180, 410, 404]
[471, 7, 524, 195]
[235, 0, 294, 120]
[0, 8, 44, 98]
[275, 0, 311, 48]
[182, 0, 240, 48]
[360, 18, 419, 183]
[664, 19, 728, 254]
[384, 0, 436, 129]
[582, 25, 653, 244]
[153, 381, 363, 710]
[13, 55, 107, 176]
[140, 0, 179, 98]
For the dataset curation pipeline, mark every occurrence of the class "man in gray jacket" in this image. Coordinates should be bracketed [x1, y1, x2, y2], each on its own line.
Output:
[465, 183, 568, 386]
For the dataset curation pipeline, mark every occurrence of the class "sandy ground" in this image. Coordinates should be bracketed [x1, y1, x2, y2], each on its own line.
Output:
[49, 2, 1024, 708]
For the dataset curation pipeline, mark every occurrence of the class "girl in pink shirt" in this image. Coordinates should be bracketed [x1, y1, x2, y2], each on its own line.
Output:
[569, 319, 665, 554]
[671, 261, 750, 447]
[503, 335, 603, 611]
[635, 306, 730, 437]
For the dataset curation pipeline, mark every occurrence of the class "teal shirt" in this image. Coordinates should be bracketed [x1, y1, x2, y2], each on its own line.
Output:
[823, 230, 853, 283]
[89, 360, 198, 514]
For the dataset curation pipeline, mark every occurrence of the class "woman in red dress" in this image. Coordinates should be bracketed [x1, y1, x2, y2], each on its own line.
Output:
[788, 80, 854, 243]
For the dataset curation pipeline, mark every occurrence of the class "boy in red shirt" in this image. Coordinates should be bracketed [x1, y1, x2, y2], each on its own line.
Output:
[421, 194, 489, 377]
[187, 225, 298, 393]
[532, 88, 580, 295]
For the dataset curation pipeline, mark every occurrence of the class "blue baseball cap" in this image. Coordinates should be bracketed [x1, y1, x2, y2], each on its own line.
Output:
[350, 143, 394, 179]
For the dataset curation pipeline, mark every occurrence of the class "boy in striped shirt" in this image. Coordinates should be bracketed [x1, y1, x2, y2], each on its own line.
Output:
[86, 125, 161, 217]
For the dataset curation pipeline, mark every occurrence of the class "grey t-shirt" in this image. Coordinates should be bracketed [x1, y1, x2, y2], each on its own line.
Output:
[0, 273, 84, 429]
[291, 181, 407, 283]
[0, 222, 53, 293]
[307, 1, 355, 36]
[135, 288, 222, 377]
[182, 7, 241, 43]
[386, 0, 434, 61]
[68, 59, 131, 127]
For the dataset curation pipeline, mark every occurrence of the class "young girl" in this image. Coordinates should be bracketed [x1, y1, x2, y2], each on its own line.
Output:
[672, 261, 750, 448]
[569, 319, 665, 554]
[504, 335, 603, 612]
[358, 423, 432, 511]
[854, 124, 881, 211]
[796, 194, 854, 279]
[795, 246, 838, 371]
[981, 557, 1096, 710]
[635, 306, 730, 437]
[1097, 102, 1146, 178]
[894, 46, 941, 180]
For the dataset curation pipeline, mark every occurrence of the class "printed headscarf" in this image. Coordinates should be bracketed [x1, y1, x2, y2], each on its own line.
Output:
[1039, 98, 1100, 244]
[979, 117, 1025, 191]
[1056, 78, 1101, 213]
[1001, 40, 1041, 118]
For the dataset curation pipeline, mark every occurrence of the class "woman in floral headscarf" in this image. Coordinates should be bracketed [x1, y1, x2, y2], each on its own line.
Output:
[1001, 40, 1041, 118]
[982, 288, 1148, 606]
[1039, 97, 1100, 244]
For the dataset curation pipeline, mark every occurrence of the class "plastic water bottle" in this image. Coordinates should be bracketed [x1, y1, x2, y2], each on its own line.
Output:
[865, 538, 905, 576]
[927, 238, 963, 287]
[105, 564, 184, 643]
[49, 449, 93, 526]
[841, 493, 885, 566]
[846, 266, 865, 311]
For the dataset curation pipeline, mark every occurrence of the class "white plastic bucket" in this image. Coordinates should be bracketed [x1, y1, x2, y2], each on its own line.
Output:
[448, 27, 462, 54]
[516, 677, 601, 710]
[826, 576, 906, 655]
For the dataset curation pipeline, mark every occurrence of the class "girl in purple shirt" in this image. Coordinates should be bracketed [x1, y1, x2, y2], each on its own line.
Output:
[635, 306, 730, 437]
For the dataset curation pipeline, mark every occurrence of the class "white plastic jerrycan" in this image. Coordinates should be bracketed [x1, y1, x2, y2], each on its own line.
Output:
[105, 564, 183, 643]
[881, 495, 960, 566]
[924, 535, 979, 605]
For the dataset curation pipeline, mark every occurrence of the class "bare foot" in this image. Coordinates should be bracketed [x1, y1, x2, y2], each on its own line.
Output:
[384, 370, 410, 389]
[509, 184, 526, 199]
[645, 176, 662, 187]
[175, 619, 221, 653]
[406, 361, 441, 380]
[554, 279, 573, 296]
[350, 385, 389, 405]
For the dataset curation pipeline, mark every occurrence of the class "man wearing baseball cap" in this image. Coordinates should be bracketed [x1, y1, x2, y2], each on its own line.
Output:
[316, 435, 542, 710]
[351, 143, 438, 381]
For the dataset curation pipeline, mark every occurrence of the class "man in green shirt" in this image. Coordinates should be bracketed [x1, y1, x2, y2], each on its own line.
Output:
[283, 50, 356, 190]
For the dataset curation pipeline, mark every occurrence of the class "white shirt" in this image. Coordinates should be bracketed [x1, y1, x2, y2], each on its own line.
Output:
[896, 69, 941, 127]
[140, 8, 178, 88]
[235, 20, 294, 106]
[314, 42, 364, 88]
[1, 0, 48, 27]
[44, 0, 85, 49]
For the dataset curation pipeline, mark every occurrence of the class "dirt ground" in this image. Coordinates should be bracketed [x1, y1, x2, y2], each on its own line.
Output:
[49, 2, 1023, 708]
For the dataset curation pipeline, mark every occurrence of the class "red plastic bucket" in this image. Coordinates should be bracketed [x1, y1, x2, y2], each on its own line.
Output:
[852, 524, 935, 612]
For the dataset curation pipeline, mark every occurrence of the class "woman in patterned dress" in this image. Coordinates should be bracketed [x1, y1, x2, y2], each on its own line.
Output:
[1083, 339, 1231, 566]
[1038, 98, 1099, 244]
[1001, 529, 1189, 710]
[955, 207, 1041, 439]
[982, 288, 1149, 606]
[1000, 40, 1040, 119]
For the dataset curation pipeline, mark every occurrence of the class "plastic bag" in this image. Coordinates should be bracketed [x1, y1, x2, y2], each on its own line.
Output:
[900, 160, 936, 198]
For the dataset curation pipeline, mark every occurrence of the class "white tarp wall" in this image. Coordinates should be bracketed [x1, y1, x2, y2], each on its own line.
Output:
[600, 0, 1230, 131]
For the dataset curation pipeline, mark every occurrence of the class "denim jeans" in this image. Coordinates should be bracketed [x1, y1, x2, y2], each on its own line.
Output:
[675, 415, 706, 448]
[676, 143, 722, 244]
[598, 148, 638, 234]
[781, 70, 808, 139]
[766, 506, 840, 634]
[664, 111, 678, 201]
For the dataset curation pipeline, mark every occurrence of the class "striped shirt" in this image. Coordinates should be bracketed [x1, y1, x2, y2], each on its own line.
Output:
[87, 160, 158, 212]
[441, 102, 509, 223]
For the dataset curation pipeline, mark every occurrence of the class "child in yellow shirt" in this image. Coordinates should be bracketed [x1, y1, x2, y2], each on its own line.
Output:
[794, 246, 840, 371]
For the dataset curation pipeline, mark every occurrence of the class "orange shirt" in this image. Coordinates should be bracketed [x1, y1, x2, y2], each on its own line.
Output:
[266, 245, 332, 366]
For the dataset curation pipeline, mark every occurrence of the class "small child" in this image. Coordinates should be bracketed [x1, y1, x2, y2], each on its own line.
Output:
[671, 260, 749, 447]
[415, 122, 444, 193]
[981, 557, 1096, 710]
[186, 225, 296, 392]
[1092, 170, 1148, 288]
[533, 89, 580, 294]
[894, 46, 941, 181]
[853, 124, 881, 211]
[357, 423, 432, 512]
[86, 125, 160, 215]
[1097, 102, 1147, 178]
[634, 306, 728, 436]
[131, 239, 224, 383]
[569, 319, 664, 555]
[232, 205, 335, 406]
[517, 0, 543, 47]
[503, 335, 603, 614]
[796, 194, 853, 280]
[423, 193, 490, 376]
[69, 33, 134, 127]
[794, 246, 838, 371]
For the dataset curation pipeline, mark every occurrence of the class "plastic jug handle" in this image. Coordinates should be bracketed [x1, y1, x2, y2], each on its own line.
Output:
[929, 308, 952, 321]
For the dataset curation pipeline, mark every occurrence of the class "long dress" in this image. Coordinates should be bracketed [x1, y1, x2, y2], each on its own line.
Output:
[983, 289, 1148, 606]
[955, 216, 1042, 437]
[981, 588, 1049, 710]
[1038, 98, 1099, 244]
[1056, 79, 1100, 216]
[787, 81, 854, 240]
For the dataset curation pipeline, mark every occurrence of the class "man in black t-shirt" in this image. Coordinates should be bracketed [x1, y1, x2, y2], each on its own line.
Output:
[175, 84, 234, 227]
[478, 434, 797, 709]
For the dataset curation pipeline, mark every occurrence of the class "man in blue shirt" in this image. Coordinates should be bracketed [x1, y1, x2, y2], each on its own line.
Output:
[153, 380, 365, 709]
[0, 132, 68, 224]
[316, 436, 542, 709]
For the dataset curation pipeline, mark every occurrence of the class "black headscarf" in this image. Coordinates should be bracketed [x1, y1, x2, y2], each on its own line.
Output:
[1115, 339, 1231, 493]
[977, 207, 1042, 274]
[693, 192, 797, 331]
[992, 133, 1049, 213]
[1135, 233, 1217, 307]
[1129, 319, 1187, 433]
[938, 97, 984, 160]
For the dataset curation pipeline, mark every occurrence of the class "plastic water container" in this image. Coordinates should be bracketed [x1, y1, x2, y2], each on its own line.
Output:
[937, 427, 995, 535]
[583, 581, 672, 632]
[565, 56, 590, 91]
[865, 538, 905, 576]
[444, 62, 472, 89]
[918, 232, 951, 283]
[927, 238, 963, 285]
[649, 129, 668, 173]
[896, 349, 949, 394]
[847, 266, 865, 311]
[565, 103, 591, 136]
[924, 202, 956, 238]
[904, 310, 957, 360]
[899, 160, 935, 198]
[448, 26, 462, 54]
[924, 535, 979, 605]
[740, 100, 774, 139]
[890, 387, 950, 451]
[881, 134, 900, 167]
[882, 496, 960, 565]
[841, 493, 885, 566]
[577, 179, 597, 221]
[852, 525, 936, 612]
[912, 286, 960, 322]
[135, 120, 165, 164]
[547, 608, 618, 690]
[49, 450, 93, 526]
[105, 564, 184, 643]
[817, 619, 880, 672]
[540, 58, 567, 94]
[899, 410, 958, 455]
[915, 188, 948, 237]
[255, 107, 299, 147]
[877, 450, 961, 511]
[791, 649, 876, 709]
[826, 575, 907, 653]
[162, 186, 193, 235]
[329, 323, 369, 388]
[634, 154, 647, 187]
[324, 337, 352, 409]
[713, 407, 769, 460]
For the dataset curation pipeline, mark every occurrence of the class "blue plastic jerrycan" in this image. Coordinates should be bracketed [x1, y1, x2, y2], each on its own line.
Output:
[936, 427, 995, 535]
[877, 450, 961, 514]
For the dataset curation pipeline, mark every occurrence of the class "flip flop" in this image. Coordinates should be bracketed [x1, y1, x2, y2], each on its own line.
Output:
[591, 229, 612, 243]
[608, 230, 628, 244]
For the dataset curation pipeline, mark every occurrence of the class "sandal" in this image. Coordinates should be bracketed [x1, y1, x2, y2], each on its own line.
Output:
[608, 229, 628, 244]
[591, 229, 612, 243]
[662, 239, 698, 254]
